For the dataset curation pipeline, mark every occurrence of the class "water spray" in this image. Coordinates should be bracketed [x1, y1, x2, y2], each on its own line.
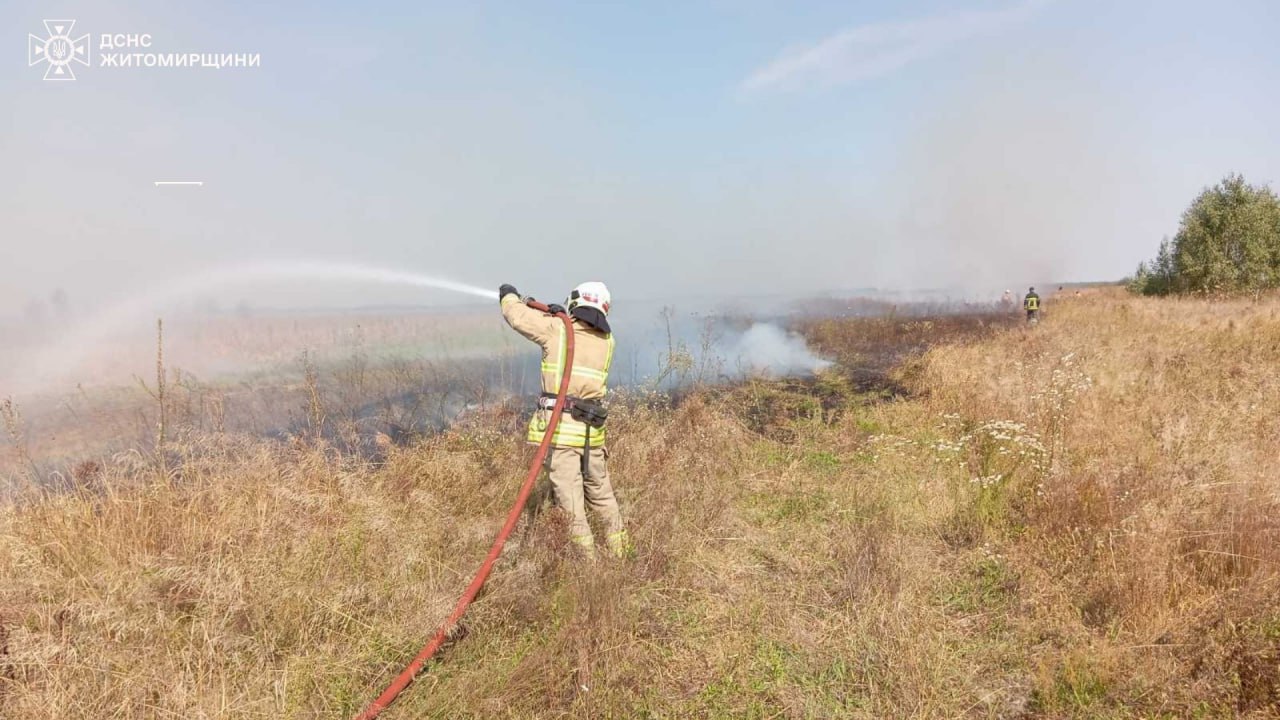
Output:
[9, 261, 496, 394]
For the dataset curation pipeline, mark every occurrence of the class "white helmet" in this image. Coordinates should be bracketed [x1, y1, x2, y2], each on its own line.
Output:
[567, 281, 611, 315]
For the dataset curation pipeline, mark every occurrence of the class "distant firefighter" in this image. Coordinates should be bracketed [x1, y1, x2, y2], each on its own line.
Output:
[1001, 289, 1014, 311]
[1024, 287, 1041, 324]
[498, 281, 630, 559]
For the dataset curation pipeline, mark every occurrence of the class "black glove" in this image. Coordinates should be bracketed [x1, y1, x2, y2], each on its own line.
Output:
[498, 284, 518, 301]
[546, 303, 566, 316]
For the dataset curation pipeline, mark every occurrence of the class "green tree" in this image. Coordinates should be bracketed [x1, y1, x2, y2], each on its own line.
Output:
[1131, 174, 1280, 295]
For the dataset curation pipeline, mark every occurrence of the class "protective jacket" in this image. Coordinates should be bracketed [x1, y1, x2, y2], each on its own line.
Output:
[1024, 293, 1041, 311]
[501, 294, 615, 448]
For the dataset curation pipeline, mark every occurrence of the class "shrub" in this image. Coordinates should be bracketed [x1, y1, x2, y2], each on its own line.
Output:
[1132, 173, 1280, 295]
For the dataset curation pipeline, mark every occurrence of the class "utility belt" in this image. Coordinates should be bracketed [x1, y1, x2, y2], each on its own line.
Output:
[538, 393, 608, 429]
[539, 392, 608, 477]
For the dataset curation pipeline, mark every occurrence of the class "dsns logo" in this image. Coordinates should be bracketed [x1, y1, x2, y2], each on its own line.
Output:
[28, 20, 91, 80]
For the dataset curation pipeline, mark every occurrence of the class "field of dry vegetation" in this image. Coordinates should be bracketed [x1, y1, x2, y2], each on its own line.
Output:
[2, 289, 1278, 718]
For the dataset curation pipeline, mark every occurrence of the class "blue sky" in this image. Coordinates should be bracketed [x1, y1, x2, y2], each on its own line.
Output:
[3, 0, 1279, 309]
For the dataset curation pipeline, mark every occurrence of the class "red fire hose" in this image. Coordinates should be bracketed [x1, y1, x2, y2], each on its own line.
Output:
[352, 299, 573, 720]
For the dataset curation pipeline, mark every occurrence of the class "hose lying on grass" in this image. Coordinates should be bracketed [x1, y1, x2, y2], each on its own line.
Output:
[352, 299, 574, 720]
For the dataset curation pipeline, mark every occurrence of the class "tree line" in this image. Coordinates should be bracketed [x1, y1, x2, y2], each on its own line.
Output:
[1130, 173, 1280, 295]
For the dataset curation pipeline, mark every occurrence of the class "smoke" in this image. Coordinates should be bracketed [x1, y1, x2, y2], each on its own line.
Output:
[867, 50, 1150, 294]
[725, 323, 831, 377]
[609, 305, 832, 387]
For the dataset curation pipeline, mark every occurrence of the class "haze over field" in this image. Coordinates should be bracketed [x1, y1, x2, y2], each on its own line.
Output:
[6, 5, 1280, 717]
[3, 0, 1279, 316]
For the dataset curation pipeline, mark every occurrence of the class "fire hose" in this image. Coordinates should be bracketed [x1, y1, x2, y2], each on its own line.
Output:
[352, 299, 573, 720]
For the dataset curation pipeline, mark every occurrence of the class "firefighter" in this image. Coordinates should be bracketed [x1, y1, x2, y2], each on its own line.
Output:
[1000, 289, 1014, 312]
[1023, 286, 1041, 324]
[498, 281, 629, 559]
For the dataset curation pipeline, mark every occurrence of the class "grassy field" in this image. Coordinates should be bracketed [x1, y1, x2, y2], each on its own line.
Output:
[1, 290, 1278, 718]
[0, 308, 534, 483]
[0, 307, 514, 393]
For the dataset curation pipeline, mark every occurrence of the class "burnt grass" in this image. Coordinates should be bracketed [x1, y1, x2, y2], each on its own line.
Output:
[796, 309, 1020, 396]
[713, 309, 1019, 444]
[3, 308, 1018, 489]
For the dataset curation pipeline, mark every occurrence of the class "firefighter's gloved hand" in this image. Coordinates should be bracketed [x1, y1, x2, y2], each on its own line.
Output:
[498, 284, 518, 301]
[546, 303, 566, 316]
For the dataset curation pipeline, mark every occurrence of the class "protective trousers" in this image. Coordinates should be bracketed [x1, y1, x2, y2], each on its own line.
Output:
[548, 446, 627, 558]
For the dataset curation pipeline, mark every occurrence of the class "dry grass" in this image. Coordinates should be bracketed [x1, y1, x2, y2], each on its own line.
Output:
[1, 289, 1278, 718]
[911, 289, 1280, 717]
[0, 308, 507, 392]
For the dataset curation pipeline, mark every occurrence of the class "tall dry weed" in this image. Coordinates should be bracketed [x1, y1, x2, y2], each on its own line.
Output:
[2, 291, 1278, 718]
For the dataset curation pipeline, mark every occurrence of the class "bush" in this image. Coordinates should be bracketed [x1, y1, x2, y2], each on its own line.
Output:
[1131, 173, 1280, 295]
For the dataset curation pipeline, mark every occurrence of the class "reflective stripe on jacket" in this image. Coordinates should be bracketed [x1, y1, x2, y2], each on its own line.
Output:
[501, 294, 615, 447]
[1024, 294, 1040, 311]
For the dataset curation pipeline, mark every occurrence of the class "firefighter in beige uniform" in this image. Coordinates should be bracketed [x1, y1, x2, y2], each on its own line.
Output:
[498, 281, 629, 558]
